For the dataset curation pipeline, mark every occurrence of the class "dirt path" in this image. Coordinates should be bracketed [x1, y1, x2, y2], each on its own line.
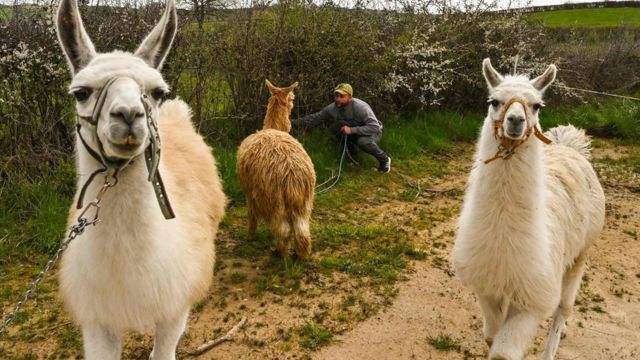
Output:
[316, 144, 640, 360]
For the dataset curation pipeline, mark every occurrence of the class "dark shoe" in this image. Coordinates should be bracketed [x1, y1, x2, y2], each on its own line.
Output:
[378, 156, 391, 173]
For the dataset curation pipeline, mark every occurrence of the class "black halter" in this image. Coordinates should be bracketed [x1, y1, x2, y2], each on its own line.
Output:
[75, 77, 175, 219]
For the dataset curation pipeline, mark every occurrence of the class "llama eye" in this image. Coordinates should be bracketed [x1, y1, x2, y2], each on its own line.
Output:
[151, 88, 168, 101]
[532, 103, 542, 111]
[489, 99, 500, 108]
[72, 88, 92, 102]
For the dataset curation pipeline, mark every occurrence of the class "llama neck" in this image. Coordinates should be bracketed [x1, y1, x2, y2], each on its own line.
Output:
[471, 116, 546, 210]
[262, 99, 291, 132]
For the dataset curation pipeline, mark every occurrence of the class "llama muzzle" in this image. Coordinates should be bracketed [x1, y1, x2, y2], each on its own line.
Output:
[75, 76, 175, 219]
[484, 97, 552, 164]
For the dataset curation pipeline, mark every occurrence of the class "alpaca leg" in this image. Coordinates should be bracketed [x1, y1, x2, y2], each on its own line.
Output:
[291, 216, 312, 258]
[489, 306, 539, 360]
[247, 201, 257, 241]
[273, 220, 291, 257]
[478, 295, 507, 345]
[542, 253, 588, 360]
[82, 324, 123, 360]
[150, 309, 189, 360]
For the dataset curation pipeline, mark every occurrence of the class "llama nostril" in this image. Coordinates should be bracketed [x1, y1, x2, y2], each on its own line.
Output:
[507, 115, 525, 124]
[110, 106, 145, 125]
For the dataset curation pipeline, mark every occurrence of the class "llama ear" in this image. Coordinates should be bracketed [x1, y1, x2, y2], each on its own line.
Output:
[531, 65, 557, 92]
[135, 0, 177, 69]
[482, 58, 503, 89]
[56, 0, 96, 75]
[265, 79, 278, 94]
[284, 81, 298, 93]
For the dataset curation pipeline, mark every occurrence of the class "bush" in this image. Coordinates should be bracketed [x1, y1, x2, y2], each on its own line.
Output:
[1, 0, 638, 183]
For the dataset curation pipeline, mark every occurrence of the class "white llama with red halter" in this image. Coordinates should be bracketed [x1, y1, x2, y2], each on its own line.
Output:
[453, 58, 605, 360]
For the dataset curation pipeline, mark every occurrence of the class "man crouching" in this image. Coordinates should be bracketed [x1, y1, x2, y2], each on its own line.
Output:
[293, 83, 391, 173]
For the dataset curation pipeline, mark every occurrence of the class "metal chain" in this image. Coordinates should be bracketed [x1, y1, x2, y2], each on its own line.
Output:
[0, 174, 117, 337]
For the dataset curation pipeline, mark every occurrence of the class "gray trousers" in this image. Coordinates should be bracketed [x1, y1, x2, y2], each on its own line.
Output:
[330, 122, 388, 163]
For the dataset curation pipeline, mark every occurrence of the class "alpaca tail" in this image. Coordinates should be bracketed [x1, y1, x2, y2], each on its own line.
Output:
[545, 125, 592, 160]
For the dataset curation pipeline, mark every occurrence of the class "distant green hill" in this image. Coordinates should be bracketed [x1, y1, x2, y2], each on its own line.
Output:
[529, 7, 640, 28]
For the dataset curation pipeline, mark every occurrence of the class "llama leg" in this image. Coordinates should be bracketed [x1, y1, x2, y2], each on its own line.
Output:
[247, 201, 257, 241]
[542, 252, 588, 360]
[478, 295, 507, 345]
[541, 308, 564, 360]
[273, 220, 291, 257]
[82, 324, 123, 360]
[150, 309, 189, 360]
[489, 306, 539, 360]
[291, 216, 312, 258]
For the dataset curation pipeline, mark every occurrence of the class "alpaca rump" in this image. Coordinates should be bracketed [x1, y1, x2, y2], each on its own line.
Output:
[56, 0, 226, 358]
[236, 80, 316, 257]
[237, 129, 315, 255]
[453, 59, 605, 360]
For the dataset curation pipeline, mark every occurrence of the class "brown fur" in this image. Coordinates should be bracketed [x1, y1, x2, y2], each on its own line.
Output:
[263, 79, 297, 132]
[236, 80, 316, 257]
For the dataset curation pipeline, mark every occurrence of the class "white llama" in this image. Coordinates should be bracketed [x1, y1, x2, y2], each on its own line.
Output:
[56, 0, 226, 359]
[453, 59, 605, 360]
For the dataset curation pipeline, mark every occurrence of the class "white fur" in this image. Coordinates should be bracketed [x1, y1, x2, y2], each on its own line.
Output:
[453, 59, 605, 360]
[56, 1, 225, 359]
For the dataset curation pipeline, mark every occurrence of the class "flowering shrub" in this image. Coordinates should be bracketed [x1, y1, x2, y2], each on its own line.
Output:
[385, 29, 456, 108]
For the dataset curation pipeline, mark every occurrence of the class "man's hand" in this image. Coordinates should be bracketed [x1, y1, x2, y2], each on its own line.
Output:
[341, 126, 352, 135]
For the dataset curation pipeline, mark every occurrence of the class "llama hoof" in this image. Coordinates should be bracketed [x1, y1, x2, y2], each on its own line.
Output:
[489, 348, 515, 360]
[485, 337, 494, 346]
[489, 356, 509, 360]
[560, 322, 568, 339]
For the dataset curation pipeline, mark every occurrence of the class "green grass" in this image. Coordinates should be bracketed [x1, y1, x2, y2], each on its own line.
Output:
[529, 8, 640, 28]
[541, 97, 640, 142]
[0, 160, 75, 265]
[427, 333, 461, 351]
[298, 321, 333, 350]
[316, 224, 411, 285]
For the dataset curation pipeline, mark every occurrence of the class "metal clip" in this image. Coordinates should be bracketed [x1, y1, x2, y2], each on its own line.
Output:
[76, 172, 117, 224]
[77, 201, 102, 224]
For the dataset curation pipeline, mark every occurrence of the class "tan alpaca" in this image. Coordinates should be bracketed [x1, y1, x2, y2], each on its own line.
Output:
[236, 80, 316, 257]
[55, 0, 226, 358]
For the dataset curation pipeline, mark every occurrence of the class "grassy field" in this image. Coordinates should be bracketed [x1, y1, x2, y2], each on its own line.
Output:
[1, 98, 639, 263]
[1, 99, 639, 357]
[529, 7, 640, 28]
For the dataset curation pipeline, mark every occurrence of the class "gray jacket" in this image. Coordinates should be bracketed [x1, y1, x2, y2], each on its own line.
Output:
[293, 98, 383, 136]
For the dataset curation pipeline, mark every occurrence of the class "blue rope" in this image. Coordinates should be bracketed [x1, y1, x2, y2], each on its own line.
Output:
[316, 134, 348, 195]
